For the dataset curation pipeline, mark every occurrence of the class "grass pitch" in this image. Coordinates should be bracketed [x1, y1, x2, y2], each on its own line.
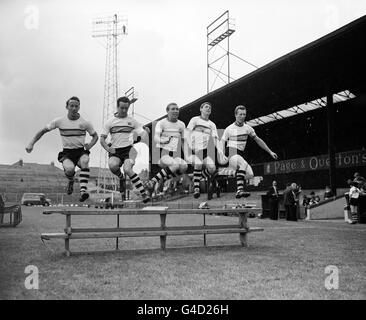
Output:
[0, 201, 365, 300]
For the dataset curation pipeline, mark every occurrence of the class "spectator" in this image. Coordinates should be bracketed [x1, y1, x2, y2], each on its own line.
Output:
[284, 182, 298, 221]
[267, 180, 280, 220]
[349, 181, 361, 224]
[353, 172, 365, 190]
[104, 197, 114, 209]
[309, 191, 320, 205]
[324, 185, 334, 200]
[302, 195, 310, 207]
[295, 185, 302, 197]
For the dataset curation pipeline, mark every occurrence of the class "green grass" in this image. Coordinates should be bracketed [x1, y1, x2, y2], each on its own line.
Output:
[0, 203, 365, 300]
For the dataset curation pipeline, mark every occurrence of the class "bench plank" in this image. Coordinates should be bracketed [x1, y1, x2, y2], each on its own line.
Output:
[43, 208, 261, 216]
[48, 227, 263, 239]
[41, 233, 68, 240]
[70, 224, 242, 233]
[40, 208, 264, 255]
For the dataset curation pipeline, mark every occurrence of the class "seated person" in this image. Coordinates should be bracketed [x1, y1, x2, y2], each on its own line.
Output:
[309, 191, 319, 205]
[302, 195, 310, 207]
[324, 185, 334, 199]
[302, 194, 310, 207]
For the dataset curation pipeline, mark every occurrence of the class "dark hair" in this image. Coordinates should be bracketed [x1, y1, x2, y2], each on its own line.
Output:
[166, 103, 178, 112]
[235, 105, 246, 115]
[117, 96, 131, 106]
[200, 102, 212, 109]
[66, 96, 80, 106]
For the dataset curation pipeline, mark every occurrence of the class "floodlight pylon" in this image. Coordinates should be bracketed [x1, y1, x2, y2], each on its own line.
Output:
[92, 13, 128, 195]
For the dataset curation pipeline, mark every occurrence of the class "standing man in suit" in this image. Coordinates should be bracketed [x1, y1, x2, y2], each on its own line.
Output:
[284, 182, 298, 221]
[267, 180, 280, 220]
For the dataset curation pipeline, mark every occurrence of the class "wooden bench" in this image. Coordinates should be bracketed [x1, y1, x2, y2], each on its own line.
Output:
[41, 207, 263, 256]
[0, 205, 22, 228]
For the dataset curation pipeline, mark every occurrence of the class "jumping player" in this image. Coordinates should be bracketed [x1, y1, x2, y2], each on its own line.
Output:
[25, 96, 98, 202]
[147, 103, 188, 192]
[100, 96, 150, 203]
[220, 105, 278, 198]
[186, 102, 226, 199]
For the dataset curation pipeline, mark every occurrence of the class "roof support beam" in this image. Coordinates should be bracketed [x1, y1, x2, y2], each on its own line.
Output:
[327, 93, 336, 196]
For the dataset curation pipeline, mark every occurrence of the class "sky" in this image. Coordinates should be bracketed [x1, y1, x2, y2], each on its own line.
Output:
[0, 0, 365, 172]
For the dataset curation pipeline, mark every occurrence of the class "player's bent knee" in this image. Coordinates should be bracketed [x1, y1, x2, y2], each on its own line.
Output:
[189, 155, 202, 167]
[79, 157, 89, 168]
[160, 155, 174, 168]
[245, 166, 254, 179]
[64, 168, 75, 177]
[169, 162, 180, 173]
[206, 165, 216, 174]
[228, 156, 240, 170]
[178, 161, 188, 173]
[123, 160, 135, 176]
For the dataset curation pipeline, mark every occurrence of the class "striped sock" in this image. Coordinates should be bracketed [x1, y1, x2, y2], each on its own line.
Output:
[152, 167, 176, 184]
[130, 173, 147, 196]
[79, 168, 90, 193]
[193, 169, 202, 190]
[201, 168, 211, 180]
[351, 212, 358, 222]
[236, 169, 246, 192]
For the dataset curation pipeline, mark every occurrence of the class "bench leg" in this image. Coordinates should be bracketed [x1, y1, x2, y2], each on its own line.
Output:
[203, 213, 207, 246]
[160, 213, 167, 250]
[240, 232, 248, 247]
[65, 214, 71, 256]
[160, 235, 167, 250]
[239, 212, 249, 248]
[65, 238, 71, 257]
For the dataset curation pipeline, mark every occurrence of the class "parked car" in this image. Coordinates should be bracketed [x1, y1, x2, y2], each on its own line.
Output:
[95, 197, 114, 209]
[21, 193, 50, 206]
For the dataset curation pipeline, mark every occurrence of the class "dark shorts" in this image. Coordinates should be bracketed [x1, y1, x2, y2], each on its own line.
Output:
[58, 148, 90, 167]
[109, 145, 137, 164]
[349, 198, 359, 206]
[226, 147, 246, 159]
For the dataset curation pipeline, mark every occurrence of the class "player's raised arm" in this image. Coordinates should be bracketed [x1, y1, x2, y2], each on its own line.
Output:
[25, 127, 51, 153]
[100, 134, 113, 153]
[84, 122, 99, 151]
[253, 135, 278, 160]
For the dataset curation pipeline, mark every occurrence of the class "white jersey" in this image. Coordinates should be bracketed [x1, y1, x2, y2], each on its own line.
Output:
[221, 122, 257, 151]
[155, 118, 186, 152]
[46, 115, 95, 149]
[349, 186, 360, 199]
[187, 116, 218, 151]
[101, 115, 144, 148]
